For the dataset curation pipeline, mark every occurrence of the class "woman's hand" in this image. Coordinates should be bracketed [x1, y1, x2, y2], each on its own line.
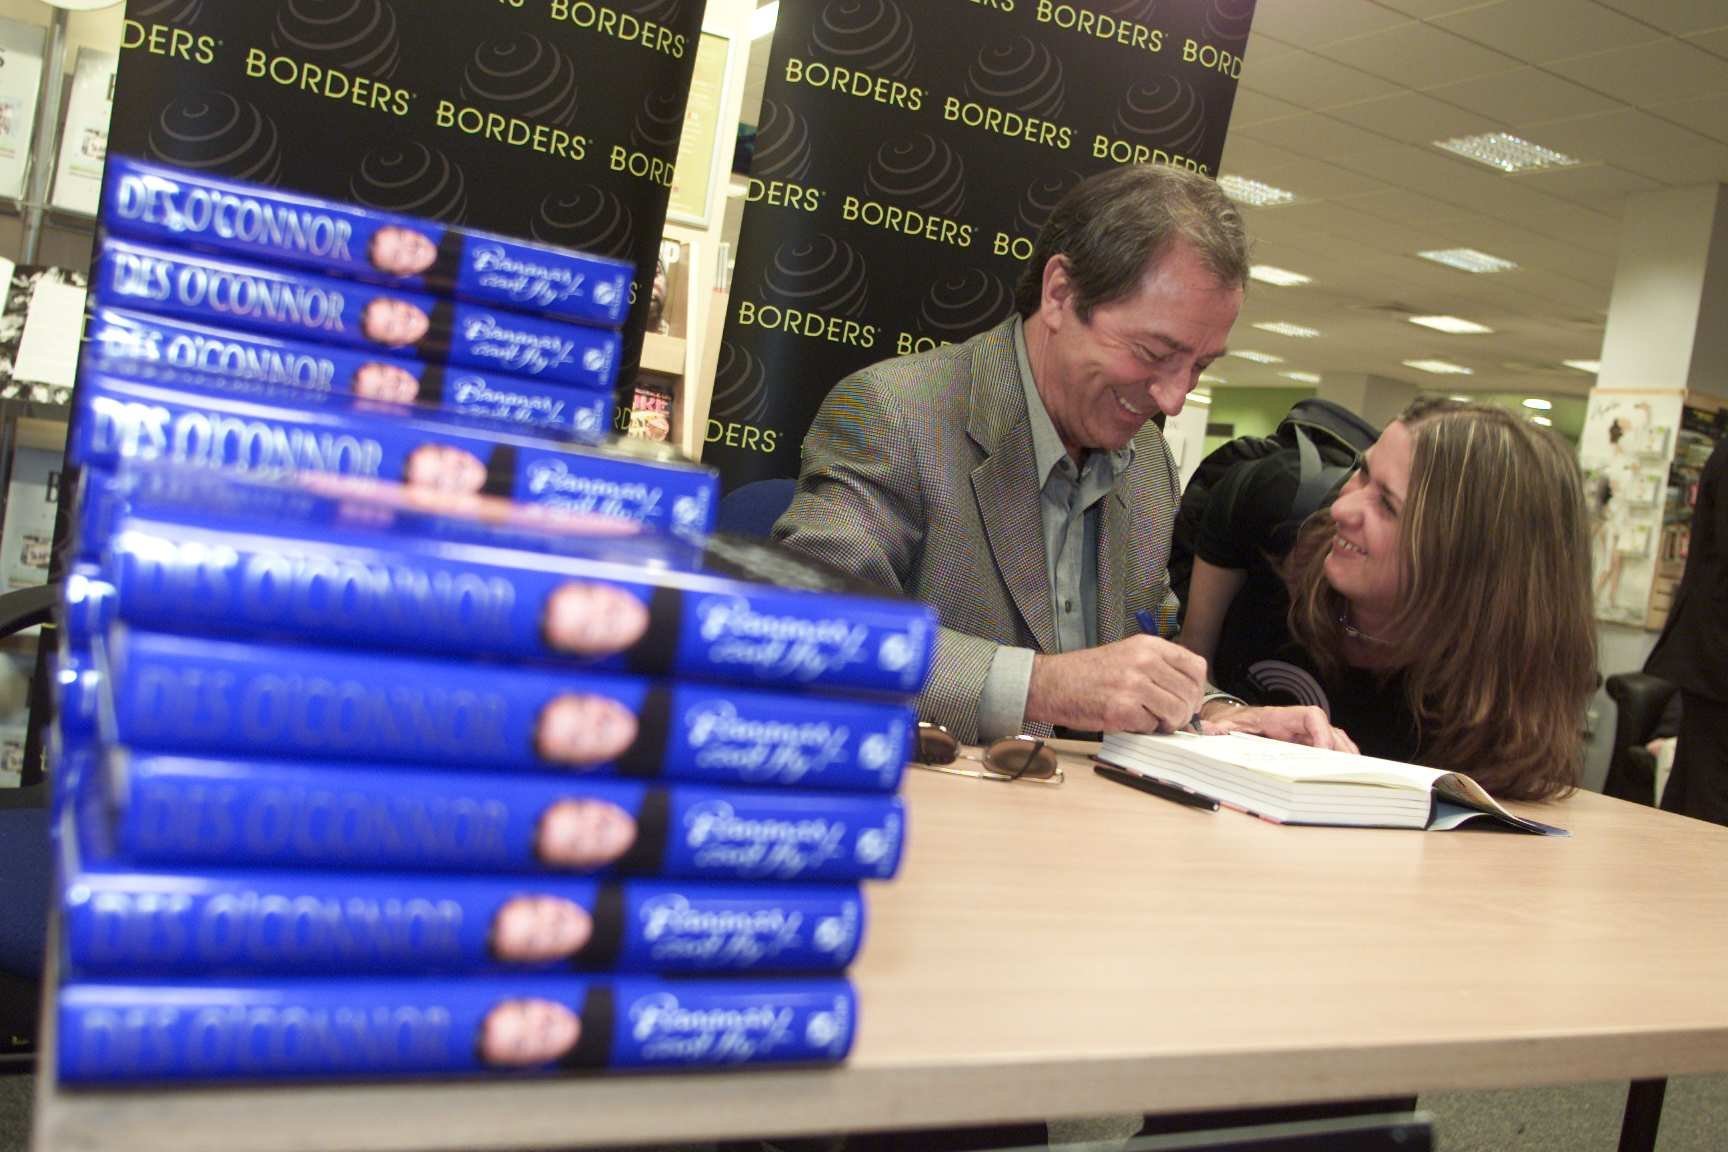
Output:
[1199, 704, 1360, 754]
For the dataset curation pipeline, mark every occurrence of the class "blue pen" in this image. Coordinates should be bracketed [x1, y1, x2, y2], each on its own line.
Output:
[1135, 607, 1205, 733]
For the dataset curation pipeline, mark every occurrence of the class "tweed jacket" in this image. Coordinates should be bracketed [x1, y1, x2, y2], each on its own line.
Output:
[773, 315, 1182, 742]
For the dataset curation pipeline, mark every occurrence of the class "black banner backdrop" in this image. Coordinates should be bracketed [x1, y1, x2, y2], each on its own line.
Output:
[706, 0, 1257, 489]
[104, 0, 705, 402]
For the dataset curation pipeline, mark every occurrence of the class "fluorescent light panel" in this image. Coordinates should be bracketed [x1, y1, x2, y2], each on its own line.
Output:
[1531, 415, 1553, 427]
[1217, 175, 1296, 207]
[1563, 359, 1600, 373]
[1448, 394, 1473, 401]
[1402, 359, 1473, 376]
[1249, 264, 1311, 287]
[1281, 371, 1322, 384]
[1434, 132, 1579, 173]
[1418, 248, 1518, 274]
[1522, 397, 1553, 411]
[1228, 349, 1284, 364]
[1253, 321, 1321, 339]
[1410, 315, 1493, 335]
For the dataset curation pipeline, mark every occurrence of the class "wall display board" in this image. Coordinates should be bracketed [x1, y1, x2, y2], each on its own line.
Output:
[706, 0, 1257, 489]
[101, 0, 704, 399]
[667, 30, 730, 226]
[0, 17, 46, 202]
[1579, 389, 1685, 626]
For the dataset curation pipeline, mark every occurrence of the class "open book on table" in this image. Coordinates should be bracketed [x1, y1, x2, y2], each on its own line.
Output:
[1096, 731, 1567, 835]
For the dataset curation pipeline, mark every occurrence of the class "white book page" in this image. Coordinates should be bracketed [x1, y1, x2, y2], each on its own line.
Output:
[1116, 731, 1448, 789]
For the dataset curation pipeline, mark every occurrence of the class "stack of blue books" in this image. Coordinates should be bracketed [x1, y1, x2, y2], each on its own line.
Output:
[72, 157, 718, 540]
[52, 465, 936, 1084]
[44, 161, 939, 1085]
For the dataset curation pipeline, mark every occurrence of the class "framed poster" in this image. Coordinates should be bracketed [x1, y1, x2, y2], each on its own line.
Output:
[666, 30, 731, 228]
[0, 18, 45, 201]
[50, 46, 116, 215]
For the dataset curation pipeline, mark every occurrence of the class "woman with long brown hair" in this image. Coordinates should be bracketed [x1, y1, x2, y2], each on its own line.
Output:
[1182, 398, 1597, 801]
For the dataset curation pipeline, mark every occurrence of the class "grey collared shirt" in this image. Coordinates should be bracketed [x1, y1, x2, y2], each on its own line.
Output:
[975, 318, 1135, 740]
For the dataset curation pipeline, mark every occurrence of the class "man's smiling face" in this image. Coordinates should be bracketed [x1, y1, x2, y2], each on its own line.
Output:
[1034, 240, 1242, 458]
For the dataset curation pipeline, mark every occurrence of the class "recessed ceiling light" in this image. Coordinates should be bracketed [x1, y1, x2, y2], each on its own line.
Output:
[1228, 349, 1285, 364]
[1281, 371, 1322, 384]
[1448, 394, 1473, 402]
[1562, 359, 1600, 373]
[1410, 315, 1494, 335]
[1249, 264, 1311, 287]
[1217, 175, 1296, 207]
[1189, 391, 1213, 406]
[1522, 397, 1553, 411]
[1435, 132, 1579, 173]
[1417, 248, 1519, 274]
[1253, 321, 1321, 339]
[1199, 373, 1228, 385]
[1403, 359, 1473, 376]
[1531, 415, 1553, 427]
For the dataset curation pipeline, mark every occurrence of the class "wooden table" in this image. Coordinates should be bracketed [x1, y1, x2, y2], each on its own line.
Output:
[34, 741, 1728, 1152]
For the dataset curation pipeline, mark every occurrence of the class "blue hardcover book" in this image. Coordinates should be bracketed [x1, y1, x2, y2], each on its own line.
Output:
[87, 307, 611, 434]
[102, 751, 907, 881]
[72, 468, 936, 697]
[70, 369, 717, 538]
[95, 239, 621, 389]
[59, 975, 855, 1083]
[100, 629, 913, 792]
[61, 862, 866, 977]
[103, 157, 633, 325]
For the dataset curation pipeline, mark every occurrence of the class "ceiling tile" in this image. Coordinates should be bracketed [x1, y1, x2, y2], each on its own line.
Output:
[1254, 158, 1396, 199]
[1514, 163, 1665, 205]
[1422, 67, 1623, 124]
[1327, 90, 1506, 143]
[1592, 0, 1728, 36]
[1218, 135, 1311, 174]
[1635, 141, 1728, 185]
[1546, 40, 1728, 105]
[1242, 0, 1412, 50]
[1238, 48, 1403, 108]
[1371, 0, 1503, 16]
[1687, 26, 1728, 58]
[1226, 89, 1308, 127]
[1648, 93, 1728, 143]
[1336, 188, 1482, 228]
[1316, 23, 1523, 89]
[1432, 0, 1666, 65]
[1524, 108, 1715, 160]
[1235, 112, 1398, 157]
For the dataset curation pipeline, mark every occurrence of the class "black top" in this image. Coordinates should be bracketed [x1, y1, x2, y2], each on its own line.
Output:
[1197, 453, 1421, 762]
[1646, 439, 1728, 702]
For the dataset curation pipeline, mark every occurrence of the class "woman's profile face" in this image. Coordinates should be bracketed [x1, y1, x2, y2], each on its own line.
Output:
[479, 997, 581, 1066]
[404, 443, 488, 493]
[362, 297, 431, 346]
[1323, 420, 1413, 617]
[536, 797, 639, 869]
[491, 895, 595, 963]
[536, 693, 640, 765]
[370, 226, 439, 277]
[352, 362, 423, 403]
[544, 582, 651, 656]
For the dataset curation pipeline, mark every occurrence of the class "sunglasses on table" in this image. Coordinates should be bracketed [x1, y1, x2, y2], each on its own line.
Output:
[911, 722, 1064, 784]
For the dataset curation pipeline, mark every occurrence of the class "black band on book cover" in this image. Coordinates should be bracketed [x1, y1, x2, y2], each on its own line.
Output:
[429, 231, 465, 287]
[414, 363, 448, 406]
[560, 985, 615, 1070]
[571, 883, 626, 971]
[613, 687, 671, 778]
[419, 300, 458, 356]
[624, 587, 684, 675]
[480, 444, 518, 498]
[618, 789, 669, 874]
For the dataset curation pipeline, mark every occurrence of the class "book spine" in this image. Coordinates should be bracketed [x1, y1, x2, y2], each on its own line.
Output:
[103, 157, 632, 325]
[104, 630, 913, 793]
[94, 238, 622, 388]
[87, 307, 612, 434]
[94, 517, 934, 698]
[62, 870, 865, 977]
[112, 753, 906, 881]
[69, 371, 717, 539]
[58, 975, 855, 1083]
